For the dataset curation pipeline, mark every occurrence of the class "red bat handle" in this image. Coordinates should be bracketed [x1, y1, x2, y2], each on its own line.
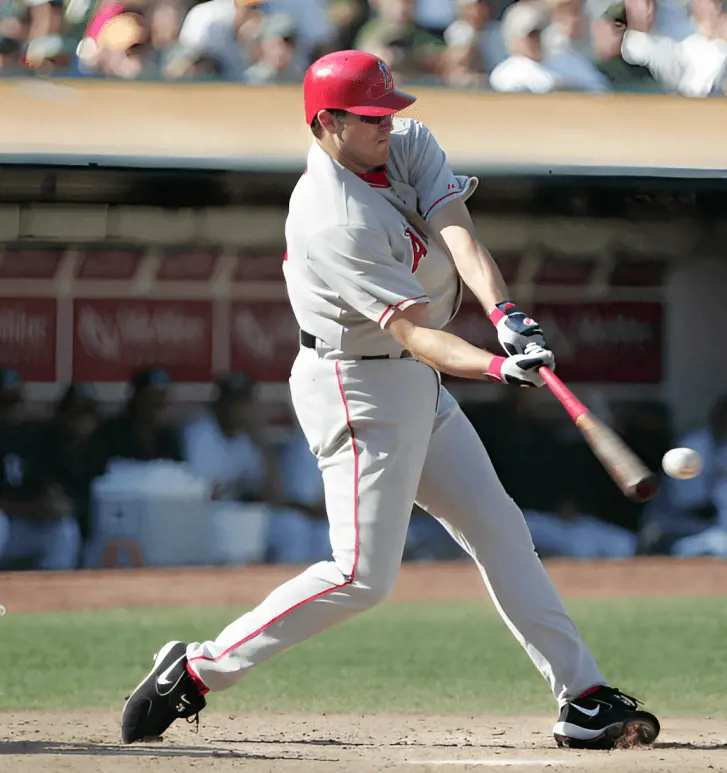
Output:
[538, 367, 588, 423]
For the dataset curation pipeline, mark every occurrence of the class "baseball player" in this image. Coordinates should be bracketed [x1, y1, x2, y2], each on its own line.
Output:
[121, 50, 660, 751]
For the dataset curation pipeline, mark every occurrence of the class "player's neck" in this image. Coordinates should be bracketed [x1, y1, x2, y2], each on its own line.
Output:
[317, 139, 377, 177]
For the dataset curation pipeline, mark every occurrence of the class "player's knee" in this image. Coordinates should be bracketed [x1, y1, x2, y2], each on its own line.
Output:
[349, 572, 397, 608]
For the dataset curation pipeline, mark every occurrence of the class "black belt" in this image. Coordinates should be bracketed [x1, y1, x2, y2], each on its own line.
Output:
[300, 330, 410, 360]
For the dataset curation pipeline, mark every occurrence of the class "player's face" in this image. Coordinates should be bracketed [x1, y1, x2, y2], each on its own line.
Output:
[334, 112, 395, 172]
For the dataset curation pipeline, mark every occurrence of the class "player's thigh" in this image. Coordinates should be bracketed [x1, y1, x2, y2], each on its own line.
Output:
[291, 351, 440, 582]
[415, 389, 533, 546]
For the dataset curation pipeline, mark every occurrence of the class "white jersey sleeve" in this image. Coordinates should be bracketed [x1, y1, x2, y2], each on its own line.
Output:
[308, 224, 429, 330]
[402, 120, 478, 221]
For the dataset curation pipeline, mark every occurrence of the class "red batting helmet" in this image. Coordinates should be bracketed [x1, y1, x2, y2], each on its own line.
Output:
[303, 50, 416, 126]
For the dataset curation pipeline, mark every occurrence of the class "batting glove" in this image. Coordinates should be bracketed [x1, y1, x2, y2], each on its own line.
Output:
[485, 343, 555, 387]
[489, 301, 547, 356]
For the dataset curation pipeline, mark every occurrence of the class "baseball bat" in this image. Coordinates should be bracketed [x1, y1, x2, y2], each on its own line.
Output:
[538, 367, 659, 503]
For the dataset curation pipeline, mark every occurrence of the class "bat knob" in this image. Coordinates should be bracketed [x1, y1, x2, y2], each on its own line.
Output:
[628, 474, 659, 503]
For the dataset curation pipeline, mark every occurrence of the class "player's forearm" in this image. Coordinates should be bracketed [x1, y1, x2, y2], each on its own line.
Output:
[454, 240, 511, 315]
[395, 323, 495, 380]
[431, 201, 510, 314]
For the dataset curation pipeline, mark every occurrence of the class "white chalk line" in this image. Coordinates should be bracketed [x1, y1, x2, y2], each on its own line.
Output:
[406, 760, 573, 767]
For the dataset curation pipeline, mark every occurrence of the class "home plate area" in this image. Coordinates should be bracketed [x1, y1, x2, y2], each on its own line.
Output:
[2, 712, 726, 773]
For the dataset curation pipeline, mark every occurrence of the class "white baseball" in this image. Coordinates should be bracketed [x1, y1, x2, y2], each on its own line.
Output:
[662, 447, 703, 480]
[0, 605, 5, 617]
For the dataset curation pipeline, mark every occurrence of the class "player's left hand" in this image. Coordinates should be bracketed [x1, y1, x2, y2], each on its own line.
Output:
[485, 343, 555, 387]
[489, 301, 547, 356]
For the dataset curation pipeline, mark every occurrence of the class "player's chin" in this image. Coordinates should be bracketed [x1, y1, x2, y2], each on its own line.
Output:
[372, 141, 390, 164]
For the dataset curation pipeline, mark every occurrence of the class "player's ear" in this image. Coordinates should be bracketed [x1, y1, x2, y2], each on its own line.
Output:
[317, 110, 340, 133]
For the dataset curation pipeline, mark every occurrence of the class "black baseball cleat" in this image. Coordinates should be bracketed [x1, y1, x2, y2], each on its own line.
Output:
[553, 686, 660, 750]
[121, 641, 207, 744]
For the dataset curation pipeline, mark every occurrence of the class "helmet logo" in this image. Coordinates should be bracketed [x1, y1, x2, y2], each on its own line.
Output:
[378, 61, 394, 92]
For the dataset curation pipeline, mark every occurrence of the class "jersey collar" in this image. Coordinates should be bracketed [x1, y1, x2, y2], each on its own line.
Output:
[356, 167, 390, 189]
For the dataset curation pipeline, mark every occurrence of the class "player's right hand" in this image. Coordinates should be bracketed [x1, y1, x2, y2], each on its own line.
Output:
[484, 343, 555, 387]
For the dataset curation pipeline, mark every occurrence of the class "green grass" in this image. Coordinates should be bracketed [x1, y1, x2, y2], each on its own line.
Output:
[1, 598, 725, 716]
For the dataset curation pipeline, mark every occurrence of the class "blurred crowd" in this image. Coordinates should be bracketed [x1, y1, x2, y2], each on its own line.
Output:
[2, 362, 727, 571]
[1, 0, 727, 96]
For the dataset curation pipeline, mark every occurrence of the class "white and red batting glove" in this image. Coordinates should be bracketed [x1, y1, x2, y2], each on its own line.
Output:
[485, 343, 555, 387]
[489, 300, 547, 356]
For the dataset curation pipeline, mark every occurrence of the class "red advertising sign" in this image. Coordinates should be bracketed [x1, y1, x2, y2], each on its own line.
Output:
[0, 298, 57, 381]
[157, 250, 219, 281]
[76, 250, 143, 280]
[447, 301, 663, 383]
[233, 254, 285, 282]
[0, 249, 62, 279]
[73, 299, 213, 382]
[229, 300, 298, 382]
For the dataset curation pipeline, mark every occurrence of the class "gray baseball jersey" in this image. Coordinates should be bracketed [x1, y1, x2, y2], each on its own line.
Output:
[282, 118, 478, 357]
[186, 119, 606, 710]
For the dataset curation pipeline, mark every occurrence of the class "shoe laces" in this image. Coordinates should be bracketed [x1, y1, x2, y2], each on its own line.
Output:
[185, 713, 200, 734]
[610, 688, 642, 709]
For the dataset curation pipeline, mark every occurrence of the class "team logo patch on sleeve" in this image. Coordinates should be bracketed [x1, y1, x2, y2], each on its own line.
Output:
[404, 227, 427, 272]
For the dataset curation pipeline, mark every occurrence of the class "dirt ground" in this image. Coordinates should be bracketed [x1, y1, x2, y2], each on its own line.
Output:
[2, 558, 727, 772]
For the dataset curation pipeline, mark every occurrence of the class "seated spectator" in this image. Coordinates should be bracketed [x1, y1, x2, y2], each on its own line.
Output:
[147, 0, 184, 71]
[244, 11, 302, 83]
[620, 0, 727, 96]
[181, 372, 281, 506]
[84, 367, 182, 483]
[641, 394, 727, 555]
[0, 369, 82, 571]
[414, 0, 456, 36]
[79, 10, 155, 78]
[489, 2, 558, 91]
[40, 383, 101, 548]
[442, 11, 490, 87]
[172, 0, 265, 80]
[182, 372, 283, 564]
[325, 0, 372, 53]
[491, 0, 610, 90]
[0, 33, 24, 73]
[543, 0, 587, 56]
[444, 0, 507, 74]
[354, 0, 445, 82]
[264, 0, 334, 65]
[589, 0, 663, 90]
[267, 423, 332, 564]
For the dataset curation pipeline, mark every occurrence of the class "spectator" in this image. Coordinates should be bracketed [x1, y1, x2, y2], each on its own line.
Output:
[414, 0, 456, 36]
[0, 33, 24, 73]
[181, 372, 282, 506]
[174, 0, 265, 80]
[489, 1, 557, 90]
[264, 0, 334, 64]
[24, 31, 76, 72]
[244, 11, 302, 83]
[621, 0, 727, 96]
[325, 0, 371, 53]
[542, 0, 614, 88]
[84, 367, 182, 484]
[354, 0, 445, 82]
[39, 383, 100, 546]
[543, 0, 588, 56]
[442, 9, 490, 86]
[444, 0, 507, 74]
[147, 0, 184, 70]
[490, 0, 610, 90]
[266, 422, 332, 564]
[589, 0, 663, 90]
[0, 369, 82, 571]
[80, 10, 154, 78]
